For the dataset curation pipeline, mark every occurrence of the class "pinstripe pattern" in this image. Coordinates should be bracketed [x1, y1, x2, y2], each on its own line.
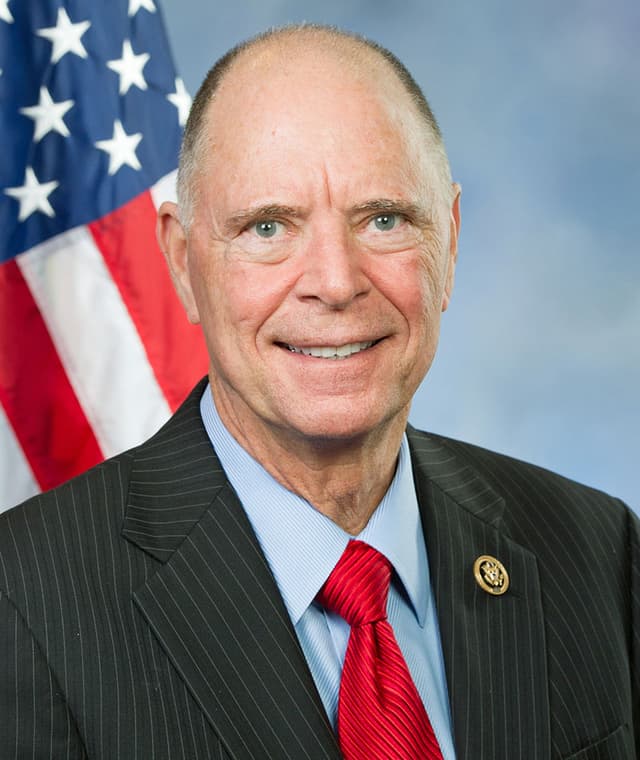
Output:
[409, 428, 639, 759]
[0, 378, 637, 759]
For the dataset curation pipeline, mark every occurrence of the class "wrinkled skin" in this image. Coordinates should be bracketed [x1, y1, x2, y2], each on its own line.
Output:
[158, 40, 460, 531]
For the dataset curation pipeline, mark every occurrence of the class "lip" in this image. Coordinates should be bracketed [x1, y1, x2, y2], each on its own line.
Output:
[275, 337, 384, 360]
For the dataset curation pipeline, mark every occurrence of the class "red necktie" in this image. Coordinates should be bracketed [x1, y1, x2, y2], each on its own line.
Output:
[317, 540, 444, 760]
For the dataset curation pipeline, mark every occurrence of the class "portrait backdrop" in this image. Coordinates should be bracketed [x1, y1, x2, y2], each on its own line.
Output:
[1, 0, 636, 512]
[162, 0, 639, 511]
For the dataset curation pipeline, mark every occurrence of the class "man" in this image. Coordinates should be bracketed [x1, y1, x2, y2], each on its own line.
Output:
[1, 25, 638, 760]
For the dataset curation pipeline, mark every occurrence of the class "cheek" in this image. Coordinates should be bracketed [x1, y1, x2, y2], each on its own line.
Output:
[373, 253, 444, 329]
[200, 259, 297, 343]
[415, 240, 453, 312]
[188, 255, 244, 341]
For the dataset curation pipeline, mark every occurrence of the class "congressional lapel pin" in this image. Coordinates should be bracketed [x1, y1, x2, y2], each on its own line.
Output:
[473, 555, 509, 595]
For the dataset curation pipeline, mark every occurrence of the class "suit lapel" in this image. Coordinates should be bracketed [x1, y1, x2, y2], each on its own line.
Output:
[408, 427, 551, 760]
[122, 383, 549, 759]
[123, 380, 340, 760]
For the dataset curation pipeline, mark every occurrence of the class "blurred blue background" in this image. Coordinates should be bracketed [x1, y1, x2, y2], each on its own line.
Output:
[161, 0, 639, 510]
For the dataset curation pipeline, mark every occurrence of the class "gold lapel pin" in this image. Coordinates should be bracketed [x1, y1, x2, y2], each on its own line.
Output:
[473, 555, 509, 595]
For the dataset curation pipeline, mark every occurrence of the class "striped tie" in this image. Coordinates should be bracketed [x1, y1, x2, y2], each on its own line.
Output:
[317, 540, 444, 760]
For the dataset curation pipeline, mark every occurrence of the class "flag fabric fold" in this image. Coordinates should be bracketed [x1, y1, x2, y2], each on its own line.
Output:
[0, 0, 208, 512]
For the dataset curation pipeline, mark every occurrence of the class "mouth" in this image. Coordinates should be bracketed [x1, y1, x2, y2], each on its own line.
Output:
[278, 339, 381, 360]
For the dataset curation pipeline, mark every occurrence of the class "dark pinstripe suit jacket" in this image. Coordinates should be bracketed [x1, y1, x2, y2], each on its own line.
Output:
[1, 379, 638, 759]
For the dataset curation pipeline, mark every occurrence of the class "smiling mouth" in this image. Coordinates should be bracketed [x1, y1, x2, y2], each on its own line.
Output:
[280, 339, 379, 360]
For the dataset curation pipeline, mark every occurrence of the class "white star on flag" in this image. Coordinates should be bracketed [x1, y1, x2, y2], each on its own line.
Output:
[36, 8, 91, 64]
[128, 0, 156, 16]
[1, 0, 210, 513]
[95, 119, 143, 175]
[167, 78, 191, 127]
[20, 87, 74, 142]
[107, 39, 150, 95]
[0, 0, 13, 23]
[4, 167, 59, 221]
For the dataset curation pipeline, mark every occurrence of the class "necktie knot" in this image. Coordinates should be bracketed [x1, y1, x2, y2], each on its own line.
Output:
[317, 540, 391, 627]
[317, 540, 444, 759]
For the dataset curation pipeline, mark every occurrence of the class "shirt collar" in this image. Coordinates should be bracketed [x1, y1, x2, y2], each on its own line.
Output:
[200, 385, 429, 627]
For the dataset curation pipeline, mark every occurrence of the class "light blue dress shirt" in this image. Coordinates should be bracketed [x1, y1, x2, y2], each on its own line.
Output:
[200, 386, 456, 760]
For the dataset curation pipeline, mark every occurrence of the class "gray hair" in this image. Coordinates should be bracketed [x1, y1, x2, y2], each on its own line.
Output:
[177, 24, 453, 229]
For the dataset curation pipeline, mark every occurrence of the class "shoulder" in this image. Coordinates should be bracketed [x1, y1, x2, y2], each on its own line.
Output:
[406, 425, 636, 548]
[1, 447, 134, 527]
[0, 378, 214, 595]
[0, 377, 210, 550]
[407, 424, 626, 507]
[0, 450, 136, 587]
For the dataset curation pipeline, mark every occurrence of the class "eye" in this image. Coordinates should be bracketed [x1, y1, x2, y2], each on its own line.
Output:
[372, 213, 400, 232]
[253, 220, 282, 238]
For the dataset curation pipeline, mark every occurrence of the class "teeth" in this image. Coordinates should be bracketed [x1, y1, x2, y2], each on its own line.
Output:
[286, 341, 375, 359]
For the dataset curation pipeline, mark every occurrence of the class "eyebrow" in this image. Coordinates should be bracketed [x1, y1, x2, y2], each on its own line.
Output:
[224, 204, 305, 234]
[223, 198, 433, 235]
[348, 199, 433, 226]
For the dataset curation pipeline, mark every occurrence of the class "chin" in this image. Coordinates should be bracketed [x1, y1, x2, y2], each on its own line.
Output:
[278, 401, 406, 446]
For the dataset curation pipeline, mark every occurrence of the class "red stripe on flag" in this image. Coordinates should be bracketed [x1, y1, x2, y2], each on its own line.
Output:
[0, 259, 104, 491]
[89, 191, 208, 411]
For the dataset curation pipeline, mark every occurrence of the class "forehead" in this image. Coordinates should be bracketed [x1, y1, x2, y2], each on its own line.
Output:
[197, 41, 436, 203]
[214, 36, 414, 119]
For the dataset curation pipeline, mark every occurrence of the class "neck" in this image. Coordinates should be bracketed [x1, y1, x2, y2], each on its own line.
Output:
[211, 388, 408, 536]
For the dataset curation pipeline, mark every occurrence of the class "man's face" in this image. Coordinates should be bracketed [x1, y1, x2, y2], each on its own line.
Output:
[162, 48, 460, 449]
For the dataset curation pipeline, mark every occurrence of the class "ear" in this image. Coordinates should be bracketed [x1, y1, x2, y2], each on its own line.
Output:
[156, 201, 201, 324]
[441, 183, 461, 312]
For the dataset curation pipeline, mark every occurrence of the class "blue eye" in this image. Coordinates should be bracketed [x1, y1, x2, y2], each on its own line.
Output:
[254, 220, 279, 238]
[373, 213, 398, 231]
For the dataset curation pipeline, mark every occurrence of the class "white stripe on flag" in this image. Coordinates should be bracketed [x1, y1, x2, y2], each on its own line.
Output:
[0, 403, 39, 513]
[150, 170, 178, 209]
[17, 226, 171, 458]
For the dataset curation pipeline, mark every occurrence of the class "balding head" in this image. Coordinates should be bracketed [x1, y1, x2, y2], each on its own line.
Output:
[157, 22, 461, 463]
[177, 25, 453, 228]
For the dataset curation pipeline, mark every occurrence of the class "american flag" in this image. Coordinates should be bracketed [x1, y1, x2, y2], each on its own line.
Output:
[0, 0, 208, 512]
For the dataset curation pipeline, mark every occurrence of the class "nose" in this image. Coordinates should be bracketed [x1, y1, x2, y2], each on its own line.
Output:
[294, 221, 370, 309]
